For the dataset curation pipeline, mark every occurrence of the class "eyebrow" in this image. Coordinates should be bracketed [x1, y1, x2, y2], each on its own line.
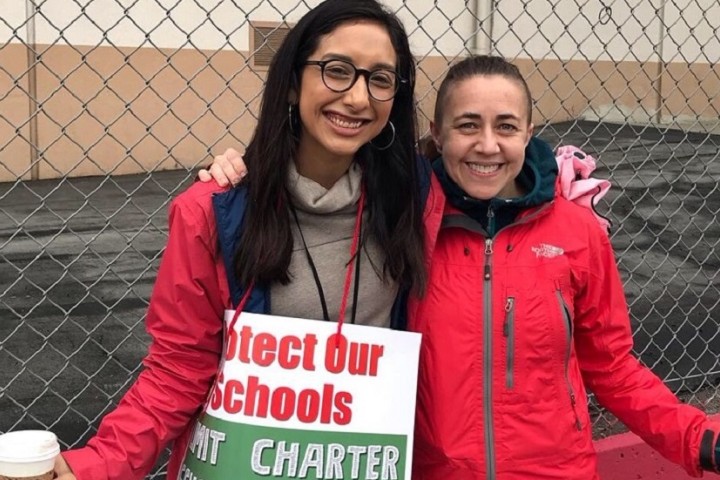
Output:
[320, 53, 396, 71]
[454, 112, 522, 122]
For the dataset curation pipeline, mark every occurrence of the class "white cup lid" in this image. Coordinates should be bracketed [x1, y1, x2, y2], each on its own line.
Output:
[0, 430, 60, 463]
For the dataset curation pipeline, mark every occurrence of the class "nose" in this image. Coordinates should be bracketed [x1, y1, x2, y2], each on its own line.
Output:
[343, 75, 371, 110]
[474, 127, 500, 154]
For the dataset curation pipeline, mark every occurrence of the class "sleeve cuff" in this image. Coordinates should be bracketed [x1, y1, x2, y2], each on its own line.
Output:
[62, 448, 108, 480]
[699, 428, 720, 472]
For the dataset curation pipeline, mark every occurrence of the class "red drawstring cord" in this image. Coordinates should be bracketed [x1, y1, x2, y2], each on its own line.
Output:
[335, 189, 364, 337]
[229, 280, 255, 334]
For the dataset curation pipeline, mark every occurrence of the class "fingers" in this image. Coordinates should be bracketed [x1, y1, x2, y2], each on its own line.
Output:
[54, 454, 70, 474]
[54, 454, 76, 479]
[209, 162, 231, 188]
[196, 148, 247, 187]
[218, 148, 247, 186]
[196, 168, 213, 183]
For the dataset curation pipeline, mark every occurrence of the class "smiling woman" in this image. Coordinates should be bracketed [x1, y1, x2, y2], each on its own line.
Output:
[53, 2, 433, 480]
[431, 74, 533, 200]
[410, 55, 720, 480]
[294, 21, 397, 189]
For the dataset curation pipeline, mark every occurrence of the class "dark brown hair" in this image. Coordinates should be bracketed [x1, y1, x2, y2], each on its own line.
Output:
[234, 0, 427, 294]
[434, 55, 533, 126]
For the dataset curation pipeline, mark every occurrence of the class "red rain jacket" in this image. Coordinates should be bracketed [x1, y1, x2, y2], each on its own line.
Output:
[62, 174, 447, 479]
[408, 190, 719, 479]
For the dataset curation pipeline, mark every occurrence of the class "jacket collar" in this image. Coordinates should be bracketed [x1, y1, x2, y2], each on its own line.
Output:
[432, 136, 558, 236]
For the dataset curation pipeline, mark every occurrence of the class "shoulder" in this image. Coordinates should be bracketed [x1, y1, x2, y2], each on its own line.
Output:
[170, 180, 236, 218]
[172, 180, 229, 212]
[551, 196, 609, 236]
[168, 181, 231, 237]
[546, 196, 614, 261]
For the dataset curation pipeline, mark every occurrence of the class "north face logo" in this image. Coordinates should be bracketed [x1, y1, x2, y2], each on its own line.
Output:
[532, 243, 564, 258]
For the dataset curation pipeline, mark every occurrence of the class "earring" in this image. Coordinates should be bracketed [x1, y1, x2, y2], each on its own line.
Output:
[370, 121, 396, 151]
[288, 104, 300, 138]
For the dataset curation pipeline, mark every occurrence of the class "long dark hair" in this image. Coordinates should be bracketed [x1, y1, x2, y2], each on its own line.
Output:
[234, 0, 427, 294]
[434, 55, 533, 126]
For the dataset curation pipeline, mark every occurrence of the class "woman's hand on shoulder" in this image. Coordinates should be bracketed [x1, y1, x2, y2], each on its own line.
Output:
[197, 148, 247, 187]
[54, 454, 77, 480]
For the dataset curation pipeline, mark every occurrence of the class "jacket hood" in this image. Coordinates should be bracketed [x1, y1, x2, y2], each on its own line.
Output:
[433, 136, 558, 235]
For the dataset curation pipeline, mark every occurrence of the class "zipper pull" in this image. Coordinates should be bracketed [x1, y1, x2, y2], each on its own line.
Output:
[484, 238, 493, 280]
[503, 298, 513, 336]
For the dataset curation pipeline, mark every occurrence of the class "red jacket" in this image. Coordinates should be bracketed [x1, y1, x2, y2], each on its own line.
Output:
[408, 190, 719, 479]
[63, 182, 231, 479]
[62, 170, 447, 479]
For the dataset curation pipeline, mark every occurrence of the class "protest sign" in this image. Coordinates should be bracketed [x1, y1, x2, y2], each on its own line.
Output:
[178, 311, 421, 480]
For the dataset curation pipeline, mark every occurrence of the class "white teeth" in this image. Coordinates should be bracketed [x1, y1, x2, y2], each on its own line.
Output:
[467, 163, 500, 174]
[327, 114, 363, 129]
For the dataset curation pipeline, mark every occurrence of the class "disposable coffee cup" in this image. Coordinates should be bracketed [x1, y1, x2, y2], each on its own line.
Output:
[0, 430, 59, 480]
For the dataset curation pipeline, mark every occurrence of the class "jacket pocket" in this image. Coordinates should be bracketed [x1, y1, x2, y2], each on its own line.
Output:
[503, 296, 515, 389]
[556, 287, 582, 431]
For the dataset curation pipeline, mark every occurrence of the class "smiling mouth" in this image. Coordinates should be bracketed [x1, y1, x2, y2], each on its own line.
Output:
[326, 112, 367, 129]
[466, 163, 501, 174]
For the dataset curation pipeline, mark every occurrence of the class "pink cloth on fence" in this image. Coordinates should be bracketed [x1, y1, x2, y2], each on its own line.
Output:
[555, 145, 612, 232]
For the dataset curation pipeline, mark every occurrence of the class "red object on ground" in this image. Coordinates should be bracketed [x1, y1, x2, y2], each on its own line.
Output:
[595, 414, 720, 479]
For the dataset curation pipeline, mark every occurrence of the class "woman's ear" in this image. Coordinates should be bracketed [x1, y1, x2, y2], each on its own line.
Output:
[430, 121, 442, 153]
[525, 123, 535, 146]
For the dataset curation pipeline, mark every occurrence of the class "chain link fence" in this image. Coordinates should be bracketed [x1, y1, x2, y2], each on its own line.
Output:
[1, 0, 718, 477]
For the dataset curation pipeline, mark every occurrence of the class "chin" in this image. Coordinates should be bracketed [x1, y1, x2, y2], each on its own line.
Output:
[462, 187, 498, 201]
[331, 141, 369, 157]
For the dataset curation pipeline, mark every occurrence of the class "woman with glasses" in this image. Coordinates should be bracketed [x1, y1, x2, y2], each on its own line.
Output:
[53, 1, 438, 479]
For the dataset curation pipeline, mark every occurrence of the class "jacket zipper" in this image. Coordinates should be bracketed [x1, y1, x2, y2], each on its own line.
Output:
[503, 297, 515, 389]
[556, 288, 582, 431]
[484, 205, 497, 480]
[470, 204, 549, 479]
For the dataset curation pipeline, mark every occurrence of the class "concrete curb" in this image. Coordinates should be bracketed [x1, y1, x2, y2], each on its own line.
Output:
[595, 414, 720, 479]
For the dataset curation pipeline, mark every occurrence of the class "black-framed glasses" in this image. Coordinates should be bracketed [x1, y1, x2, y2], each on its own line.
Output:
[305, 59, 403, 102]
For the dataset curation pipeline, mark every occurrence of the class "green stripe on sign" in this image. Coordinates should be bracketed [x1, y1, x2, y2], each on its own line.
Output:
[179, 415, 408, 480]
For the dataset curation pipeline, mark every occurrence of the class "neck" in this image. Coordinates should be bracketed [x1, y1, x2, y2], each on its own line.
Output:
[295, 143, 353, 189]
[497, 179, 525, 199]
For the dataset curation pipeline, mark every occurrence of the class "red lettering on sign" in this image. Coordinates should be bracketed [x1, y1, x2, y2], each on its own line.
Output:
[252, 333, 277, 366]
[278, 335, 301, 369]
[302, 334, 317, 371]
[212, 375, 353, 426]
[223, 380, 244, 414]
[325, 334, 385, 377]
[324, 334, 347, 374]
[296, 388, 320, 423]
[334, 391, 353, 425]
[245, 375, 269, 417]
[271, 387, 296, 421]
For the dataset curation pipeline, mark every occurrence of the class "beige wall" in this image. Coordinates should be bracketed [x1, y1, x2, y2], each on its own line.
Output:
[0, 45, 32, 181]
[661, 63, 720, 127]
[27, 45, 263, 179]
[1, 0, 717, 181]
[2, 43, 716, 181]
[415, 57, 674, 132]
